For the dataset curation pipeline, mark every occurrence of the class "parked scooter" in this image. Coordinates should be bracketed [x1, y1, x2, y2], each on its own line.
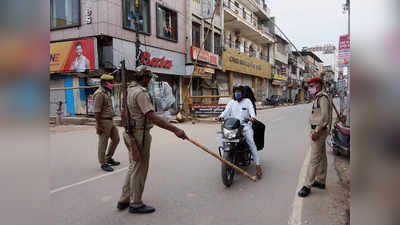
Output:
[331, 121, 350, 157]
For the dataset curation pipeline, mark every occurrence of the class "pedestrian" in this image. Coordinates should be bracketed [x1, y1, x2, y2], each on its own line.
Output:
[93, 74, 120, 172]
[298, 77, 332, 197]
[117, 65, 187, 214]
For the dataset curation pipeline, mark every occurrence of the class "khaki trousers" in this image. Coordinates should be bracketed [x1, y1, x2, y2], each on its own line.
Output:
[305, 128, 328, 188]
[97, 120, 120, 165]
[120, 129, 152, 206]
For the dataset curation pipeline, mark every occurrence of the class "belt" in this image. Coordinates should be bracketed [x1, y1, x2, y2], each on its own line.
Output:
[101, 117, 113, 120]
[311, 125, 327, 130]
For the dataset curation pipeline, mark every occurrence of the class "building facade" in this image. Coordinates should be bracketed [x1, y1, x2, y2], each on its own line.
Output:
[222, 0, 274, 102]
[50, 0, 187, 116]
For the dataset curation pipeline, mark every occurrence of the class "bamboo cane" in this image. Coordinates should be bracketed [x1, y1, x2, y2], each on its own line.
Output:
[186, 137, 257, 182]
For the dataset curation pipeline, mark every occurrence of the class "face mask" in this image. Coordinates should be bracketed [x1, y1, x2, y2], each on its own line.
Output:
[234, 93, 242, 100]
[104, 82, 113, 90]
[309, 87, 317, 95]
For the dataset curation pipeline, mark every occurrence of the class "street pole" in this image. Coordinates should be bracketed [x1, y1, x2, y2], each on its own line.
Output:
[135, 0, 141, 69]
[345, 0, 350, 126]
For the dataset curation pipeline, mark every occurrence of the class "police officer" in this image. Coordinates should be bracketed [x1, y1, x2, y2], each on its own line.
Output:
[94, 74, 120, 172]
[117, 66, 187, 214]
[298, 77, 332, 197]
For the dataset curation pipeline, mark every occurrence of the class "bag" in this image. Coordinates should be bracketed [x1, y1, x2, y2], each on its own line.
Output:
[252, 120, 266, 151]
[148, 80, 175, 112]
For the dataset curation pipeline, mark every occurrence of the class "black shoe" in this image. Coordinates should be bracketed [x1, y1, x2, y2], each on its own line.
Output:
[312, 181, 326, 189]
[101, 164, 114, 172]
[117, 202, 129, 211]
[107, 158, 120, 166]
[129, 204, 156, 214]
[298, 186, 311, 197]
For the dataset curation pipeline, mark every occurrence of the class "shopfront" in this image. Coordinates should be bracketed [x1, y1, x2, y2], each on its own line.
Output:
[222, 47, 272, 101]
[112, 38, 186, 110]
[49, 37, 99, 116]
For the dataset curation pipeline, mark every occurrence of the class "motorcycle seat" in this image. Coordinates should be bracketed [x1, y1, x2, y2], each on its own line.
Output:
[335, 122, 350, 136]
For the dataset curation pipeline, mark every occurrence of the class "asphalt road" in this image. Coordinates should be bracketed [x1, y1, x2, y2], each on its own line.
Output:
[50, 103, 312, 225]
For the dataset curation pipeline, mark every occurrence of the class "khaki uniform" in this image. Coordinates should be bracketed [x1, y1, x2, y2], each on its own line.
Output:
[93, 87, 120, 165]
[119, 81, 155, 206]
[305, 91, 331, 188]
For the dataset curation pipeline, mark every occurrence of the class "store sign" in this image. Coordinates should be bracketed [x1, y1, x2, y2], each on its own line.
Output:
[273, 74, 288, 81]
[50, 38, 97, 73]
[139, 51, 173, 69]
[112, 38, 186, 75]
[193, 66, 214, 79]
[190, 46, 219, 65]
[222, 47, 271, 78]
[189, 104, 226, 115]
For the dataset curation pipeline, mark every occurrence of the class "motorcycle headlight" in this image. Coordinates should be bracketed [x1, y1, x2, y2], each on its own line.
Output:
[223, 128, 238, 139]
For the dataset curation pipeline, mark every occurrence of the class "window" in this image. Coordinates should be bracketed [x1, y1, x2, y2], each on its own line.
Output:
[235, 38, 241, 50]
[214, 33, 221, 55]
[192, 22, 201, 48]
[123, 0, 151, 34]
[50, 0, 80, 30]
[156, 4, 178, 41]
[204, 28, 212, 52]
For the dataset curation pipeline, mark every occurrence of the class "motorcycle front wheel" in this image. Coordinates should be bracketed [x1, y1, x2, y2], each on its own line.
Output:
[221, 151, 235, 187]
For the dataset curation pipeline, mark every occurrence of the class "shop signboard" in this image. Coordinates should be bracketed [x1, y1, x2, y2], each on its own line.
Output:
[50, 38, 98, 73]
[193, 66, 214, 79]
[190, 46, 219, 66]
[112, 38, 186, 75]
[273, 74, 288, 81]
[222, 47, 271, 78]
[189, 104, 226, 115]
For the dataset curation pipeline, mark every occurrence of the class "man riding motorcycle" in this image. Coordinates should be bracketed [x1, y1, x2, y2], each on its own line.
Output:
[217, 86, 263, 178]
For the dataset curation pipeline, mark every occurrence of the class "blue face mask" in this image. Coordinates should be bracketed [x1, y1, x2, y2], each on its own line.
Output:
[234, 93, 242, 100]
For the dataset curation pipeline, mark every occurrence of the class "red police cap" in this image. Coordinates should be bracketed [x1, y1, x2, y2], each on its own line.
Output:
[307, 77, 323, 84]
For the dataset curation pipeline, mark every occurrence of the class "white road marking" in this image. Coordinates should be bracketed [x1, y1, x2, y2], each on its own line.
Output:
[288, 147, 311, 225]
[50, 166, 129, 195]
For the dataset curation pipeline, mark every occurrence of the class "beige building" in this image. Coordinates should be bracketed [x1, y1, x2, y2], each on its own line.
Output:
[222, 0, 275, 102]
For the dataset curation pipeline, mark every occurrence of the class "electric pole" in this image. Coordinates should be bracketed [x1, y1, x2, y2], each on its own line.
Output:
[135, 0, 141, 69]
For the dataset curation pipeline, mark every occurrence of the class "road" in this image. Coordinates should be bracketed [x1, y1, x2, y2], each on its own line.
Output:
[50, 103, 312, 225]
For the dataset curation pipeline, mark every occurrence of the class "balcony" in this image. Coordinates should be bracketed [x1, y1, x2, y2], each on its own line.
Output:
[223, 0, 274, 45]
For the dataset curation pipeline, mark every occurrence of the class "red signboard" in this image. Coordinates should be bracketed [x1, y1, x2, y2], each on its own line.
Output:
[339, 35, 350, 51]
[190, 46, 219, 66]
[50, 38, 96, 73]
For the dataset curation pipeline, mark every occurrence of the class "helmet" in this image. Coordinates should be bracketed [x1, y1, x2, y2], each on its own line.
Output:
[135, 65, 153, 77]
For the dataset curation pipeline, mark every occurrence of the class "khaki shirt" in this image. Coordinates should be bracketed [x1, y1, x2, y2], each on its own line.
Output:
[93, 87, 114, 118]
[127, 81, 154, 129]
[310, 91, 331, 133]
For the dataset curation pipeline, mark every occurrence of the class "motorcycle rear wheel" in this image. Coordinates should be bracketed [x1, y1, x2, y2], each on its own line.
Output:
[221, 151, 235, 187]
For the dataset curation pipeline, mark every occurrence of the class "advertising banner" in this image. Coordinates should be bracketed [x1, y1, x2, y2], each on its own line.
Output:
[50, 38, 96, 73]
[338, 35, 351, 67]
[189, 104, 226, 115]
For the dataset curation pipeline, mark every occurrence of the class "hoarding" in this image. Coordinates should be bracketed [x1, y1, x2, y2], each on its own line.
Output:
[50, 38, 97, 73]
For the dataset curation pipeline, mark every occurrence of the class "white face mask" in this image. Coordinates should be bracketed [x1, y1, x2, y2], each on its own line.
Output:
[309, 87, 317, 95]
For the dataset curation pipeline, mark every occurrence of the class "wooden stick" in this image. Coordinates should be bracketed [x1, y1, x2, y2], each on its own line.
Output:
[186, 137, 257, 182]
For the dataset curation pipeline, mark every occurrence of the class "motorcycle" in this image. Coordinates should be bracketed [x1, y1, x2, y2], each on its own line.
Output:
[218, 117, 253, 187]
[331, 121, 350, 158]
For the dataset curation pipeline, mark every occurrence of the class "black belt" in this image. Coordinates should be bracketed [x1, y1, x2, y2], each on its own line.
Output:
[311, 125, 327, 130]
[101, 117, 113, 120]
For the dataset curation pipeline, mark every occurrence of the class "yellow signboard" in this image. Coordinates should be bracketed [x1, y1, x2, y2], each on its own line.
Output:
[222, 47, 271, 78]
[273, 74, 288, 81]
